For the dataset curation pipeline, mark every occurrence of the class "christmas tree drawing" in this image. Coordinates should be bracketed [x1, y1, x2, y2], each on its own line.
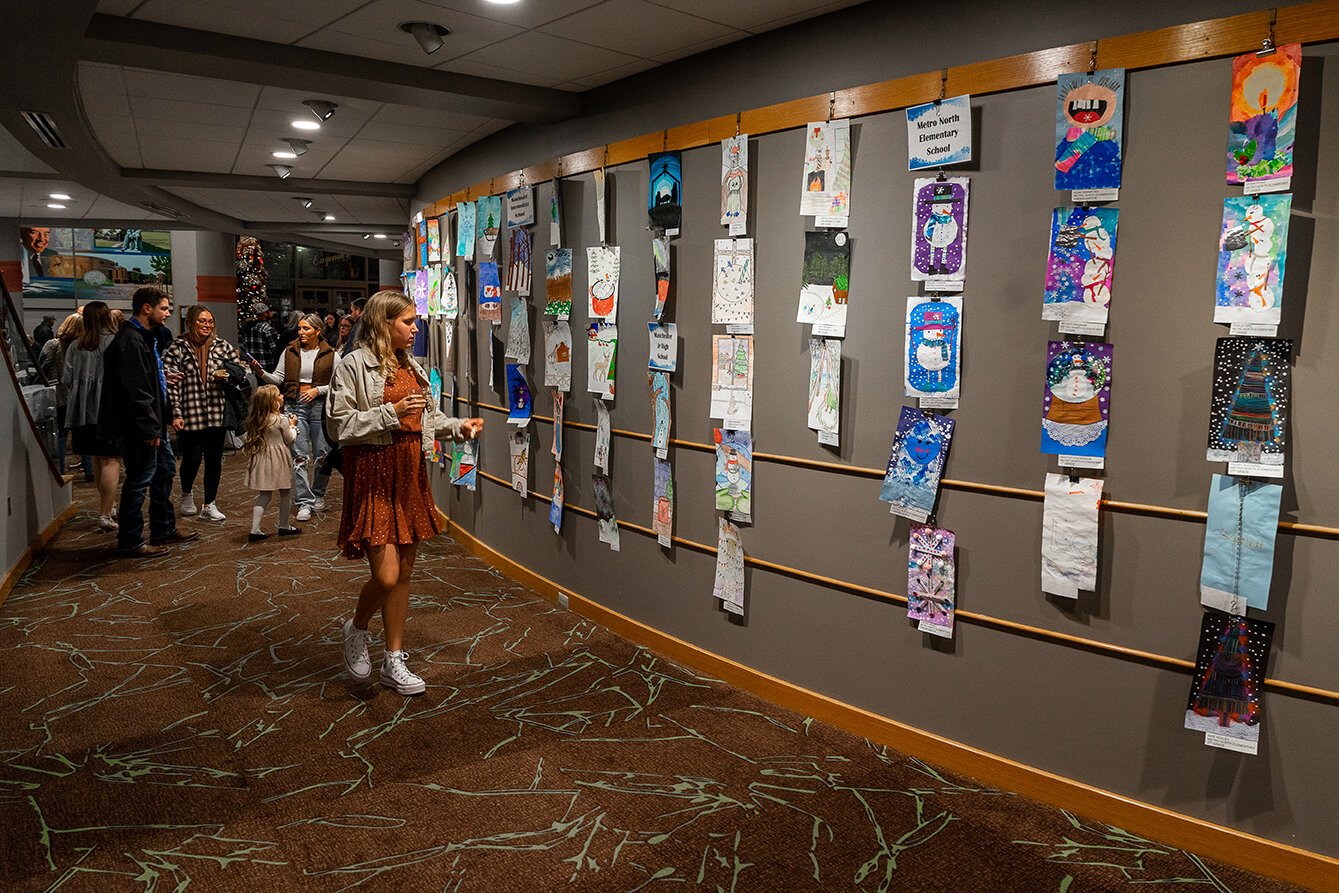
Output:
[1191, 617, 1257, 728]
[1220, 347, 1277, 446]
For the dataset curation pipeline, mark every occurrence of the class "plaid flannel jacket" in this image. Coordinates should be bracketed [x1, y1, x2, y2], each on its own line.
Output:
[240, 320, 280, 371]
[162, 336, 242, 430]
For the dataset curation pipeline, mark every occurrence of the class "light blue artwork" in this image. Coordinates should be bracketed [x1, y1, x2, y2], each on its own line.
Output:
[880, 407, 955, 520]
[456, 201, 475, 259]
[1200, 474, 1282, 614]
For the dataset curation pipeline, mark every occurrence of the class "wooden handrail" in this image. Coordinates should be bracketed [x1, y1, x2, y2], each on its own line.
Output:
[461, 467, 1337, 705]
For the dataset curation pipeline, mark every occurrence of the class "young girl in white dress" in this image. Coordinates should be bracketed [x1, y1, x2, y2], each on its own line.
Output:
[242, 385, 302, 542]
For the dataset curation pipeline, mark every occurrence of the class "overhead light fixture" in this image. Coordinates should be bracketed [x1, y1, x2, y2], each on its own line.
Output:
[269, 164, 293, 179]
[293, 197, 313, 209]
[49, 192, 73, 201]
[392, 240, 401, 247]
[284, 138, 310, 157]
[47, 203, 66, 209]
[291, 119, 320, 131]
[301, 100, 337, 122]
[323, 213, 336, 221]
[483, 0, 522, 5]
[362, 234, 371, 240]
[373, 234, 388, 239]
[399, 21, 451, 55]
[272, 149, 297, 159]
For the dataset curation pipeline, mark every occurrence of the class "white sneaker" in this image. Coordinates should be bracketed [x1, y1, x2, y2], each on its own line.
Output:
[341, 619, 371, 681]
[313, 497, 327, 512]
[199, 502, 226, 522]
[178, 494, 198, 516]
[296, 506, 313, 522]
[380, 650, 426, 695]
[98, 515, 118, 532]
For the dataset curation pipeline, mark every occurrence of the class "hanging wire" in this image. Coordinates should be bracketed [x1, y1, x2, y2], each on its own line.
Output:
[1258, 7, 1278, 55]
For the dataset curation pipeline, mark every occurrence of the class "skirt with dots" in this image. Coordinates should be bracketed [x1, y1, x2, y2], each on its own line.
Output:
[338, 431, 441, 560]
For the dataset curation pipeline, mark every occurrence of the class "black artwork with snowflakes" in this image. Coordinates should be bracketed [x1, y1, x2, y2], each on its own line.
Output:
[1184, 610, 1275, 743]
[1205, 336, 1291, 464]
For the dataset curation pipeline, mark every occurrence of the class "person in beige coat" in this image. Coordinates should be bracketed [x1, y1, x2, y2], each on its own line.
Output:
[242, 384, 301, 542]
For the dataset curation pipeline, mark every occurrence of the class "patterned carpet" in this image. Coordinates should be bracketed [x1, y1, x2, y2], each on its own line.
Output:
[0, 456, 1307, 892]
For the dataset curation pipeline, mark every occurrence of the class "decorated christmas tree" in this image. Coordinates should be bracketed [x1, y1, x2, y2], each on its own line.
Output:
[235, 235, 268, 322]
[1220, 347, 1277, 444]
[1192, 617, 1257, 727]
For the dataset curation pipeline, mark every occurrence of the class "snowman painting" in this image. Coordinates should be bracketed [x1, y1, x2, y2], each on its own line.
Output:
[1043, 206, 1119, 322]
[1240, 203, 1277, 310]
[880, 408, 955, 517]
[906, 298, 960, 397]
[1040, 343, 1112, 457]
[1215, 194, 1290, 324]
[1078, 214, 1115, 305]
[911, 179, 967, 279]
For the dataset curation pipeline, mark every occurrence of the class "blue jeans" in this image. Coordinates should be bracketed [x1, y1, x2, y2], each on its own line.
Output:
[286, 396, 330, 508]
[118, 436, 177, 551]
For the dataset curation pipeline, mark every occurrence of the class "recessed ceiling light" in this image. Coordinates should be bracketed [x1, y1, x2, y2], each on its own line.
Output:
[293, 197, 313, 209]
[323, 214, 336, 221]
[362, 234, 371, 240]
[484, 0, 522, 4]
[272, 150, 297, 159]
[270, 164, 293, 179]
[301, 100, 337, 122]
[48, 192, 72, 201]
[292, 119, 320, 131]
[399, 21, 451, 55]
[284, 138, 310, 157]
[373, 234, 388, 239]
[47, 203, 66, 209]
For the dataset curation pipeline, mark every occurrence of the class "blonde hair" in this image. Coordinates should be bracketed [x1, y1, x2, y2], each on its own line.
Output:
[242, 385, 283, 463]
[55, 313, 83, 345]
[355, 289, 416, 378]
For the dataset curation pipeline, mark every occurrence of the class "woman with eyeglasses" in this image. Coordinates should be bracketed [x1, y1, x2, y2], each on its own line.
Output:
[162, 305, 243, 522]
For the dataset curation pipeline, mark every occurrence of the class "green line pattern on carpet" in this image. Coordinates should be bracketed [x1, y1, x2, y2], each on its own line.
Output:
[0, 460, 1308, 892]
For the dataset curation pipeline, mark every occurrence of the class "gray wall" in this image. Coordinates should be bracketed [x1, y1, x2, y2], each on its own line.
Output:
[431, 19, 1339, 860]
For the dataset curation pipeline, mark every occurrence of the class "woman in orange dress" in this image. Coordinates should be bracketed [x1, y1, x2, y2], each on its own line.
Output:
[327, 290, 483, 695]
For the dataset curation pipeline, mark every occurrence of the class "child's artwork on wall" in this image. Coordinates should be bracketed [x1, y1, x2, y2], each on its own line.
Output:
[653, 456, 674, 547]
[1040, 473, 1103, 598]
[507, 227, 533, 296]
[807, 337, 841, 444]
[477, 261, 502, 324]
[451, 438, 477, 490]
[907, 523, 956, 638]
[1055, 69, 1125, 192]
[905, 296, 961, 407]
[1206, 337, 1291, 473]
[715, 428, 752, 521]
[797, 230, 850, 337]
[1227, 44, 1301, 185]
[593, 398, 610, 472]
[712, 238, 754, 326]
[505, 296, 530, 364]
[649, 370, 671, 457]
[509, 429, 529, 495]
[1201, 474, 1283, 615]
[475, 195, 502, 260]
[402, 270, 420, 315]
[721, 135, 748, 235]
[648, 151, 683, 233]
[910, 177, 969, 283]
[800, 119, 852, 223]
[442, 269, 458, 319]
[418, 219, 429, 268]
[426, 216, 441, 263]
[505, 363, 531, 426]
[587, 322, 617, 401]
[1042, 206, 1118, 328]
[592, 472, 619, 551]
[1042, 341, 1113, 463]
[880, 407, 955, 523]
[402, 229, 415, 271]
[549, 184, 562, 247]
[652, 234, 670, 320]
[1215, 194, 1291, 328]
[544, 248, 573, 318]
[506, 186, 534, 228]
[551, 390, 564, 460]
[594, 167, 607, 244]
[543, 319, 572, 391]
[442, 213, 453, 262]
[426, 265, 442, 316]
[587, 246, 620, 321]
[456, 201, 476, 261]
[1185, 611, 1274, 754]
[710, 334, 753, 430]
[713, 517, 745, 615]
[549, 466, 564, 533]
[648, 322, 677, 372]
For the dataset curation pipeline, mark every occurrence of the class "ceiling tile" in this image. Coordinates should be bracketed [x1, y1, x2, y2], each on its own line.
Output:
[128, 97, 253, 130]
[567, 58, 659, 89]
[369, 102, 493, 133]
[649, 31, 750, 64]
[436, 57, 566, 89]
[91, 133, 143, 168]
[301, 0, 524, 67]
[126, 0, 367, 44]
[454, 31, 641, 81]
[121, 69, 262, 107]
[647, 0, 864, 32]
[540, 0, 740, 57]
[75, 62, 128, 96]
[417, 0, 606, 29]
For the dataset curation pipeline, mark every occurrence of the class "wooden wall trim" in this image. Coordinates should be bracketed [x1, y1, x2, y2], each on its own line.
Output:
[438, 510, 1339, 890]
[422, 1, 1339, 216]
[0, 503, 75, 610]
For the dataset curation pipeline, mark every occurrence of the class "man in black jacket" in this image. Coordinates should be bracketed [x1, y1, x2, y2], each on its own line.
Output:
[99, 287, 199, 556]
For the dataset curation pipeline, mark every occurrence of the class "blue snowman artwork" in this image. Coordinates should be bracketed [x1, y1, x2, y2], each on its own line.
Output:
[906, 298, 960, 396]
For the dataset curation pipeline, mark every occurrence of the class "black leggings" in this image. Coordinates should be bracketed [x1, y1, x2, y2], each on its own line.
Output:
[177, 427, 226, 503]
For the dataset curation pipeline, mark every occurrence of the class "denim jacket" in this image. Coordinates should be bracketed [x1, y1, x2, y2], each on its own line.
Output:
[327, 346, 465, 452]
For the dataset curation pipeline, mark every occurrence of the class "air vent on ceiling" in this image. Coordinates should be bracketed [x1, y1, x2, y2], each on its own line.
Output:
[20, 111, 67, 149]
[139, 201, 185, 219]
